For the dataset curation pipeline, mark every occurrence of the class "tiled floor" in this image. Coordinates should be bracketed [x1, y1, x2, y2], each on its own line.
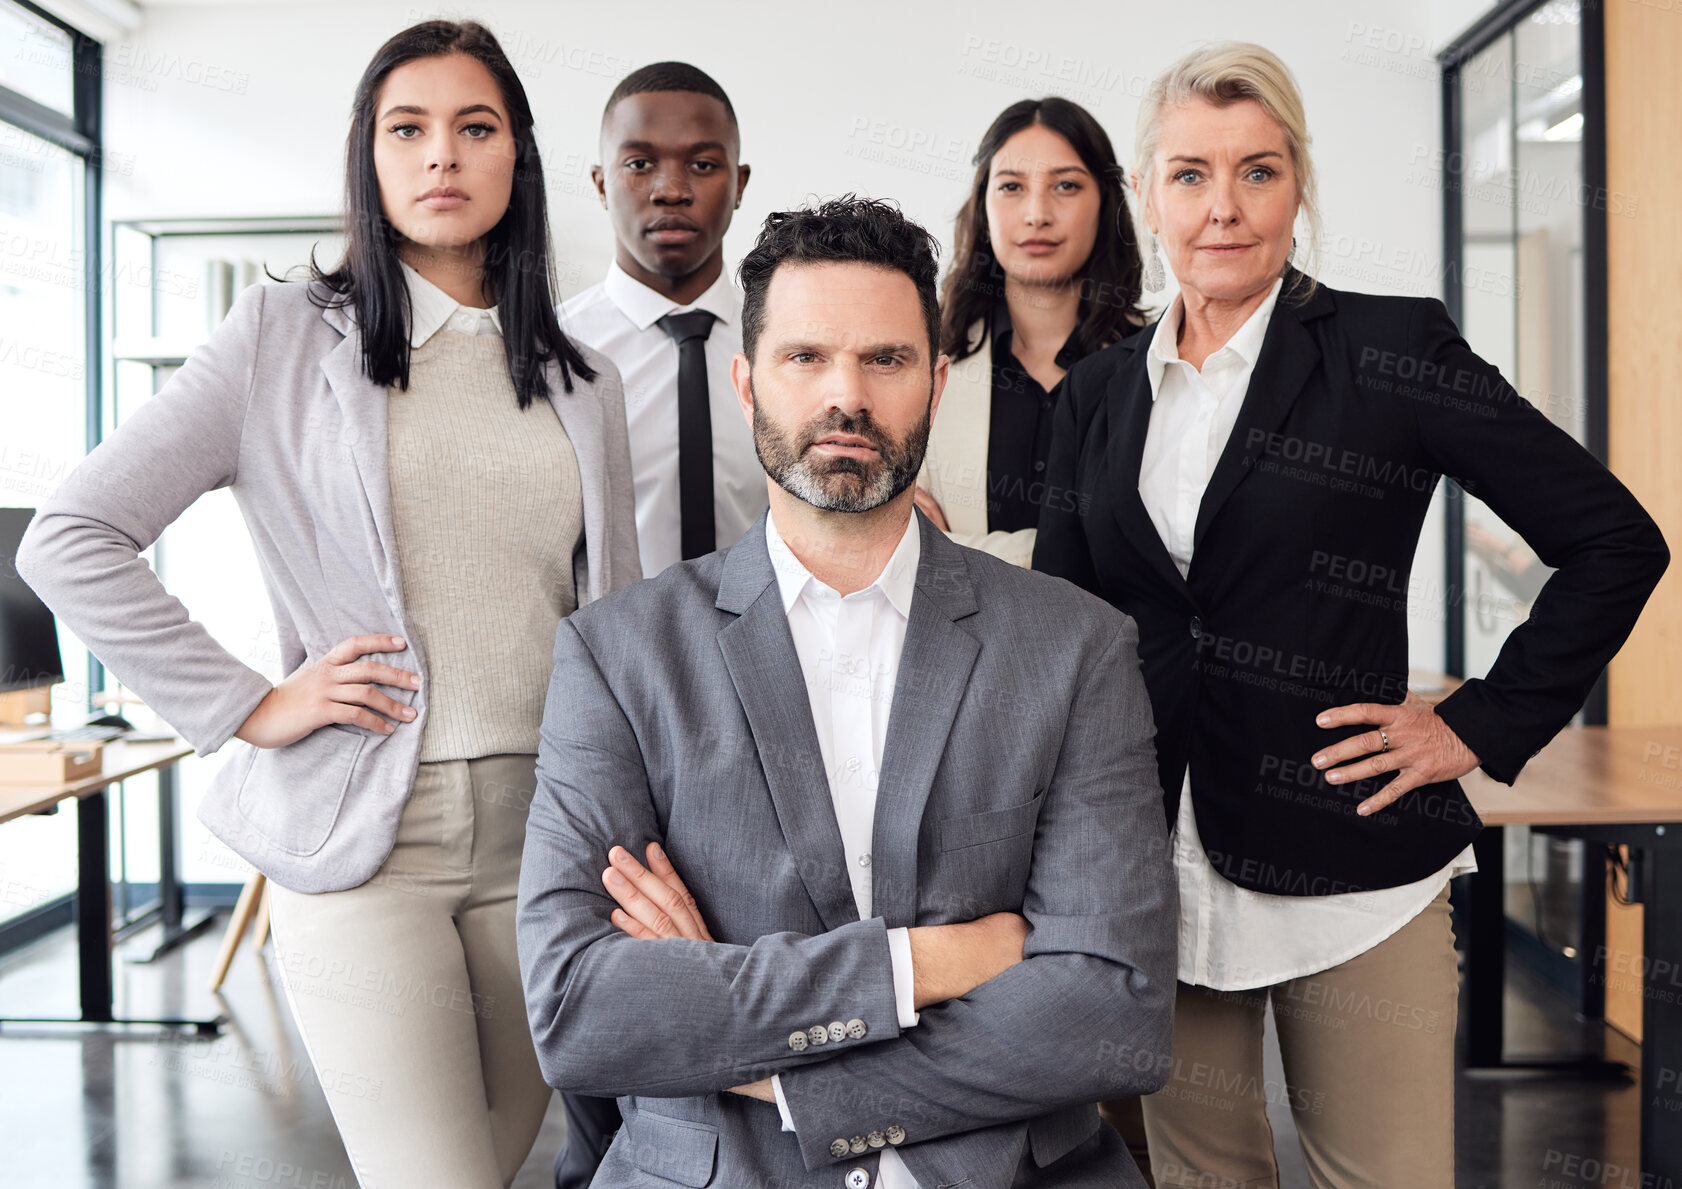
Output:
[0, 913, 1642, 1188]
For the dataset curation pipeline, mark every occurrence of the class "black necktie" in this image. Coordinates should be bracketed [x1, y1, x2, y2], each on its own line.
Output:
[658, 310, 719, 560]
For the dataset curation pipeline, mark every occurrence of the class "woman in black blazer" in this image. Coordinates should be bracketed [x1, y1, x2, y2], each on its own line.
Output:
[1035, 43, 1667, 1189]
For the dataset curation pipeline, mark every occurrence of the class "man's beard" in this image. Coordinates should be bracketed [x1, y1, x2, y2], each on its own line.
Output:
[751, 385, 932, 514]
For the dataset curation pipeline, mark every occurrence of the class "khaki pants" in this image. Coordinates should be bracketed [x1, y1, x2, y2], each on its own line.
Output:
[1139, 885, 1458, 1189]
[268, 754, 551, 1189]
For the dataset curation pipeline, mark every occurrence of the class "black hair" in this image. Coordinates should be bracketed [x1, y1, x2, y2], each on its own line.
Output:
[603, 61, 737, 128]
[737, 195, 942, 364]
[940, 96, 1145, 362]
[308, 20, 594, 408]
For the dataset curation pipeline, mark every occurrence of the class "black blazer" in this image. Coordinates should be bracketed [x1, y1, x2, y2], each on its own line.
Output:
[1034, 270, 1669, 894]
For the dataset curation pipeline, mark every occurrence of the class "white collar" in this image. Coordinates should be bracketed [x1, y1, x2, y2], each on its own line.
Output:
[401, 260, 502, 348]
[1146, 276, 1283, 400]
[763, 507, 920, 619]
[602, 261, 740, 333]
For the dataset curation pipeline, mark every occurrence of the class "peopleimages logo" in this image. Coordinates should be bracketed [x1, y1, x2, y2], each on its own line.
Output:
[1244, 427, 1441, 495]
[107, 43, 250, 93]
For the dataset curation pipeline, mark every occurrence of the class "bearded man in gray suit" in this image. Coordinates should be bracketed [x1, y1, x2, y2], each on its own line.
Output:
[517, 196, 1174, 1189]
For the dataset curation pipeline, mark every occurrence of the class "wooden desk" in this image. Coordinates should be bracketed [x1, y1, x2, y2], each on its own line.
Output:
[1458, 724, 1682, 1180]
[0, 739, 221, 1033]
[1465, 724, 1682, 827]
[0, 738, 192, 823]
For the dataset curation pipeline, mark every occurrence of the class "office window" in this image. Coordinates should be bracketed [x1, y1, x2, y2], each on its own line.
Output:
[0, 0, 73, 117]
[0, 0, 96, 935]
[1441, 0, 1604, 990]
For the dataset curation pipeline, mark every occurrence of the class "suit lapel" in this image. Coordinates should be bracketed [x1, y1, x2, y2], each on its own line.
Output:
[317, 302, 401, 601]
[1191, 274, 1333, 550]
[870, 516, 981, 928]
[716, 521, 861, 931]
[544, 378, 605, 604]
[1103, 343, 1196, 603]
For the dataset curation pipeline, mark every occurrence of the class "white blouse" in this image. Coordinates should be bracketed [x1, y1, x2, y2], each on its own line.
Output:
[1138, 278, 1476, 991]
[399, 260, 501, 345]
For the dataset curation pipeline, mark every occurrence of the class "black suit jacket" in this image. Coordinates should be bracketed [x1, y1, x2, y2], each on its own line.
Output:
[1034, 271, 1669, 894]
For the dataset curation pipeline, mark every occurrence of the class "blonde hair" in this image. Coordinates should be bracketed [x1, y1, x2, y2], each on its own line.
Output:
[1135, 42, 1321, 290]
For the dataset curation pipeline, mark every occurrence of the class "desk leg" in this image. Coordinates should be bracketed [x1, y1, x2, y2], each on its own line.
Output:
[1641, 847, 1682, 1179]
[1580, 842, 1608, 1020]
[1465, 826, 1632, 1081]
[1466, 825, 1506, 1068]
[126, 761, 217, 964]
[1, 770, 224, 1035]
[159, 761, 182, 931]
[76, 790, 114, 1024]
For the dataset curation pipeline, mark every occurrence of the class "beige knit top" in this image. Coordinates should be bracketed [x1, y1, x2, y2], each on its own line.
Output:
[386, 331, 584, 762]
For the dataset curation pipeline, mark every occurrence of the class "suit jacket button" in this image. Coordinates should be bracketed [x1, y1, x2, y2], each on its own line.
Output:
[827, 1020, 847, 1043]
[1189, 616, 1203, 640]
[846, 1168, 871, 1188]
[849, 1136, 868, 1154]
[885, 1125, 906, 1145]
[867, 1130, 886, 1148]
[788, 1031, 808, 1052]
[829, 1138, 850, 1159]
[809, 1025, 829, 1047]
[846, 1018, 867, 1039]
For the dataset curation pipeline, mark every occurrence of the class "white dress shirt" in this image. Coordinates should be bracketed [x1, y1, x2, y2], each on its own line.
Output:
[1138, 277, 1476, 991]
[401, 260, 502, 346]
[561, 263, 767, 577]
[762, 509, 922, 1189]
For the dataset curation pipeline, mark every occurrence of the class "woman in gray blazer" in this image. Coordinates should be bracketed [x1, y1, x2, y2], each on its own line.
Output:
[19, 21, 638, 1188]
[914, 96, 1147, 566]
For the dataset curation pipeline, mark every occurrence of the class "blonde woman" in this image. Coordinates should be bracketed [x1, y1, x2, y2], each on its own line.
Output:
[1035, 42, 1666, 1188]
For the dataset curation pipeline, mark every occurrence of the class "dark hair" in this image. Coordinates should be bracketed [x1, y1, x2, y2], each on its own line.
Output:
[737, 195, 942, 365]
[603, 61, 736, 128]
[308, 20, 594, 408]
[939, 97, 1145, 363]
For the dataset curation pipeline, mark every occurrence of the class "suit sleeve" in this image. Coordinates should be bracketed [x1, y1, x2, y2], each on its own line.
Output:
[773, 617, 1177, 1169]
[517, 618, 904, 1098]
[1032, 356, 1105, 592]
[1403, 298, 1668, 781]
[14, 284, 274, 755]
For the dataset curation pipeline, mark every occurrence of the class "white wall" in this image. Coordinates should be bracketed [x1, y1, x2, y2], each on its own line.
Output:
[1431, 0, 1502, 49]
[106, 0, 1483, 667]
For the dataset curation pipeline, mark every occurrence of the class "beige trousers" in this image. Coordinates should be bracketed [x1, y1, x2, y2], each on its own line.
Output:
[268, 753, 551, 1189]
[1139, 885, 1458, 1189]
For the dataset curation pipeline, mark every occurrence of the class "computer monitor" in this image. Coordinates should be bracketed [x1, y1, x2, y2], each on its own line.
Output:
[0, 508, 65, 695]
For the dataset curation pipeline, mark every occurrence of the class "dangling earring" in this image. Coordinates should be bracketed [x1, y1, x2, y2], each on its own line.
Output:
[1282, 235, 1298, 275]
[1142, 235, 1165, 291]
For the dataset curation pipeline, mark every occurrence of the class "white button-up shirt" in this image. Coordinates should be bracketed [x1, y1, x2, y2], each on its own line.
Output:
[400, 260, 501, 346]
[1139, 277, 1476, 991]
[763, 509, 922, 1189]
[561, 264, 767, 577]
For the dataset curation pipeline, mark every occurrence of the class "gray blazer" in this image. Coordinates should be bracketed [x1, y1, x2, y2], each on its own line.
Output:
[517, 513, 1175, 1189]
[17, 280, 640, 893]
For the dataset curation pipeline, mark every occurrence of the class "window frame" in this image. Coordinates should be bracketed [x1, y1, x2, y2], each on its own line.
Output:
[1437, 0, 1609, 717]
[0, 0, 102, 957]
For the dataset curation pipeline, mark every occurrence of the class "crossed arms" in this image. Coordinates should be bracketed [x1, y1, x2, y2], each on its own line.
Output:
[515, 615, 1176, 1165]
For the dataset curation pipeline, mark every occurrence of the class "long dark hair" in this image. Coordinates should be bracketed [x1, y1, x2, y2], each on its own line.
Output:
[939, 97, 1145, 363]
[309, 20, 594, 407]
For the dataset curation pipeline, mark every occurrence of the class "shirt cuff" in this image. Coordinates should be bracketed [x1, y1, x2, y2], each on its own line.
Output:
[771, 1074, 797, 1132]
[886, 926, 920, 1029]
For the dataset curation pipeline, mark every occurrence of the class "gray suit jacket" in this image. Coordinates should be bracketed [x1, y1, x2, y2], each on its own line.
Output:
[17, 280, 640, 893]
[518, 513, 1174, 1189]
